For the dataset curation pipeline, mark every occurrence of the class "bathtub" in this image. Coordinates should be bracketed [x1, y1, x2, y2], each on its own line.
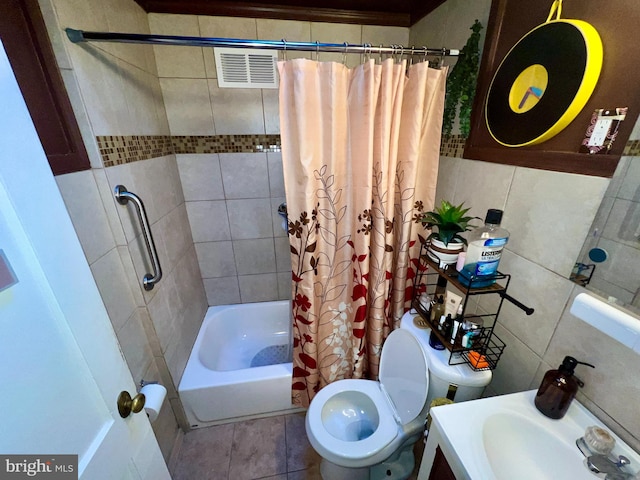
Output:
[178, 300, 301, 428]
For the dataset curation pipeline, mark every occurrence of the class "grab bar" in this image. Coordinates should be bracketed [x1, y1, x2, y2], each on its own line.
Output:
[114, 185, 162, 291]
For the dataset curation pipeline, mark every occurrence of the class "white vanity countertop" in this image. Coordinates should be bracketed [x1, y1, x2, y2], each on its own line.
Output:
[426, 390, 640, 480]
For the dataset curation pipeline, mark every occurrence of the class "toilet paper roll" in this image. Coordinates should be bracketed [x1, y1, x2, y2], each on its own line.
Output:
[140, 384, 166, 423]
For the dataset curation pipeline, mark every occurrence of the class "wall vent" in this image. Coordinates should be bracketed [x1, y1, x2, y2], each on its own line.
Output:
[214, 48, 279, 89]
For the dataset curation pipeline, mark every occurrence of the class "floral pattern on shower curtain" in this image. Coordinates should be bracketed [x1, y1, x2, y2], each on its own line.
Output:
[278, 58, 446, 407]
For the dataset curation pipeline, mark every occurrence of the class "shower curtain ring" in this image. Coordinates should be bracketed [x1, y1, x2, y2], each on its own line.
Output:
[379, 44, 383, 63]
[342, 42, 348, 65]
[422, 46, 428, 63]
[315, 41, 319, 61]
[399, 45, 404, 63]
[282, 38, 287, 61]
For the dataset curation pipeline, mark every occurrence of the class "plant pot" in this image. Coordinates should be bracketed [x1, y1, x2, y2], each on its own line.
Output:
[427, 239, 464, 268]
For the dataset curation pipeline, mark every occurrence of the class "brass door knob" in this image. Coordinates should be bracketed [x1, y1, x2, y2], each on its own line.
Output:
[117, 390, 146, 418]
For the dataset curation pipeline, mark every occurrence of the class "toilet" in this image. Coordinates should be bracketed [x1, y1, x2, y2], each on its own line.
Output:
[305, 310, 492, 480]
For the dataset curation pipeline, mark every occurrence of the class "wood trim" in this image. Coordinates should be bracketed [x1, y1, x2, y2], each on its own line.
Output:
[137, 0, 411, 27]
[1, 0, 90, 175]
[464, 0, 640, 178]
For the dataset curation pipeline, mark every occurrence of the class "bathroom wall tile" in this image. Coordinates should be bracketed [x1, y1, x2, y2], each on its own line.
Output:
[126, 230, 160, 304]
[604, 156, 630, 199]
[361, 25, 409, 50]
[285, 413, 321, 473]
[90, 247, 138, 332]
[117, 246, 145, 307]
[186, 201, 231, 242]
[160, 78, 215, 135]
[239, 274, 279, 303]
[148, 14, 206, 79]
[277, 272, 292, 301]
[484, 250, 573, 356]
[630, 115, 640, 140]
[116, 308, 155, 383]
[58, 69, 103, 168]
[66, 44, 132, 136]
[310, 22, 362, 67]
[263, 89, 281, 134]
[173, 423, 234, 480]
[233, 238, 277, 275]
[137, 306, 164, 358]
[104, 161, 139, 243]
[434, 156, 460, 208]
[37, 0, 72, 70]
[587, 237, 640, 299]
[227, 199, 274, 240]
[150, 388, 181, 462]
[489, 322, 541, 396]
[450, 159, 514, 223]
[147, 280, 176, 353]
[103, 0, 154, 73]
[92, 169, 127, 246]
[601, 198, 640, 249]
[544, 286, 640, 443]
[209, 81, 266, 134]
[408, 2, 451, 49]
[268, 152, 286, 197]
[257, 19, 311, 60]
[177, 154, 225, 201]
[50, 0, 108, 37]
[204, 277, 241, 306]
[219, 153, 270, 199]
[198, 16, 258, 79]
[195, 241, 237, 278]
[275, 236, 292, 273]
[271, 197, 288, 239]
[228, 415, 287, 480]
[157, 204, 194, 273]
[165, 323, 195, 385]
[503, 167, 608, 278]
[56, 170, 116, 264]
[119, 62, 168, 136]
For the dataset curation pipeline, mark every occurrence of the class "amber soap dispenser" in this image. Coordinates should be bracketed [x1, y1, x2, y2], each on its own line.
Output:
[534, 356, 595, 419]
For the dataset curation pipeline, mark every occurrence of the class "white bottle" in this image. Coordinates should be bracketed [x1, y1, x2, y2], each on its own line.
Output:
[459, 209, 509, 287]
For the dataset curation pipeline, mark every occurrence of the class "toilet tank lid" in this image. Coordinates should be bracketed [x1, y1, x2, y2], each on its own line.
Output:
[379, 329, 429, 426]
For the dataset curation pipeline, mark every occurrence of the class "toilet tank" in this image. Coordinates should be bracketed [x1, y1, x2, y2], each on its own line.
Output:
[400, 312, 492, 408]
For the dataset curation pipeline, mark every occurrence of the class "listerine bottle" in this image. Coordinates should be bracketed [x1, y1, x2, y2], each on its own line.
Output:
[459, 209, 509, 288]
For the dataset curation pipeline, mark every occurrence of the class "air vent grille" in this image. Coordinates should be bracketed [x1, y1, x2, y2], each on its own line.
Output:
[214, 48, 278, 89]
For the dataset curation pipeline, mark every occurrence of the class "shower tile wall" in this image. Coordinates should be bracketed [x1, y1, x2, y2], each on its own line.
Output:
[39, 0, 207, 464]
[150, 13, 410, 305]
[411, 0, 640, 453]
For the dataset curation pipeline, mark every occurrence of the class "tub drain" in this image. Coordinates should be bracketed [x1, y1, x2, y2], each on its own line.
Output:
[250, 345, 292, 367]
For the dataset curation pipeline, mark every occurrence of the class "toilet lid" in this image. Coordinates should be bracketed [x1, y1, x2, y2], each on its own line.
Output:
[379, 329, 429, 425]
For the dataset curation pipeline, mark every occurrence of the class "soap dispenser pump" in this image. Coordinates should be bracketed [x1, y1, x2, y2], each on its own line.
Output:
[535, 356, 595, 419]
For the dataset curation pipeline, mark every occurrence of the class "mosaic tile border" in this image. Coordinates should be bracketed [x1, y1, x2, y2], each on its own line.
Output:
[97, 135, 174, 167]
[97, 134, 638, 166]
[172, 135, 281, 154]
[440, 134, 466, 158]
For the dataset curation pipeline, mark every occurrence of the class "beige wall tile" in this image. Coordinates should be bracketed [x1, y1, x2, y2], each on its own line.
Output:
[233, 238, 276, 275]
[204, 277, 241, 306]
[149, 14, 206, 79]
[267, 152, 285, 197]
[274, 236, 291, 273]
[116, 308, 155, 382]
[617, 157, 640, 201]
[56, 170, 116, 264]
[310, 22, 362, 67]
[262, 88, 280, 134]
[492, 250, 573, 356]
[602, 198, 640, 248]
[195, 241, 237, 278]
[177, 154, 225, 201]
[198, 16, 258, 79]
[186, 201, 231, 242]
[209, 81, 265, 134]
[238, 273, 279, 303]
[227, 199, 274, 240]
[503, 167, 608, 277]
[103, 0, 154, 73]
[361, 25, 409, 52]
[277, 272, 292, 301]
[90, 247, 138, 331]
[92, 169, 127, 246]
[219, 153, 270, 198]
[160, 78, 215, 135]
[434, 156, 460, 208]
[257, 19, 311, 60]
[592, 237, 640, 294]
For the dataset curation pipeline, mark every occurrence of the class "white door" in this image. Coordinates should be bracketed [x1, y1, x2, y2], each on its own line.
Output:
[0, 43, 170, 479]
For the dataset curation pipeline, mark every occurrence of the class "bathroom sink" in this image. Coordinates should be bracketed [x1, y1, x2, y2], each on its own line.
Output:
[420, 390, 640, 480]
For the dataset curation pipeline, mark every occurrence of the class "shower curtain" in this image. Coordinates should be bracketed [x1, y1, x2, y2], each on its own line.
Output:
[278, 58, 446, 407]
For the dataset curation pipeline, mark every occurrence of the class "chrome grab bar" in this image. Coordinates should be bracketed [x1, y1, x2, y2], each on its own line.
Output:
[114, 185, 162, 291]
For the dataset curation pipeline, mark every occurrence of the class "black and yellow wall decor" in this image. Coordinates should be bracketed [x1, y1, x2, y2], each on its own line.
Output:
[465, 0, 640, 177]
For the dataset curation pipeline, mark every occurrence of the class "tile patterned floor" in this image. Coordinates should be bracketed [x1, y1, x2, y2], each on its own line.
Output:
[172, 412, 424, 480]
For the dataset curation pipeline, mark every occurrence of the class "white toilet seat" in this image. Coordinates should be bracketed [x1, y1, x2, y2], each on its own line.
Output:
[306, 378, 399, 467]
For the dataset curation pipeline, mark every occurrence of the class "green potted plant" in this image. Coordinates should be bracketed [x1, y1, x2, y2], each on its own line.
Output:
[421, 200, 478, 267]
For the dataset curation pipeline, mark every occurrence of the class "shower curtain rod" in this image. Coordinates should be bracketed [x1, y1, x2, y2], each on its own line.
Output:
[65, 28, 460, 57]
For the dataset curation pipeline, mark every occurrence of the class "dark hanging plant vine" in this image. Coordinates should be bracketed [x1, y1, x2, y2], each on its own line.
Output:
[442, 19, 483, 138]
